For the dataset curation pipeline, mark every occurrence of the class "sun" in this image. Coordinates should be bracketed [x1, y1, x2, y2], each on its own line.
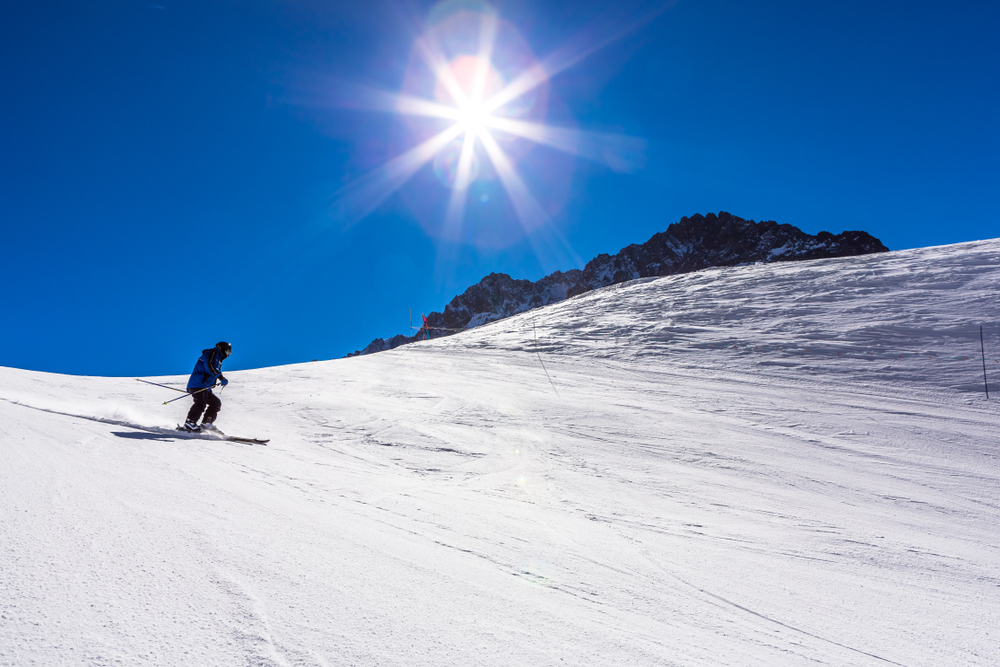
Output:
[436, 54, 503, 136]
[456, 100, 489, 134]
[329, 1, 647, 248]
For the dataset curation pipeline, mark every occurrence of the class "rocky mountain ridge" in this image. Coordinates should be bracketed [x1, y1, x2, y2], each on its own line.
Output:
[347, 211, 888, 356]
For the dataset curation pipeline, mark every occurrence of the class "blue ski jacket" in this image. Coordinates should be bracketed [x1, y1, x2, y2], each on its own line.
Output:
[187, 348, 227, 390]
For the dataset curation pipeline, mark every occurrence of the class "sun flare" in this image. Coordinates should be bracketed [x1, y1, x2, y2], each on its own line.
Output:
[330, 1, 647, 252]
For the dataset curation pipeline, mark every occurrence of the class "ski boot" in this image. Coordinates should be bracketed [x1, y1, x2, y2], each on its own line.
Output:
[200, 422, 220, 433]
[182, 420, 202, 433]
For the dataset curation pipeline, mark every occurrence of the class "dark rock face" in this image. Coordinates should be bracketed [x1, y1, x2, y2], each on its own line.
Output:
[346, 212, 888, 356]
[566, 211, 888, 297]
[345, 270, 582, 357]
[424, 269, 582, 332]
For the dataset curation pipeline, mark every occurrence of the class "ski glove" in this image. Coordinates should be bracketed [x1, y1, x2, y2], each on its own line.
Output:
[219, 376, 229, 387]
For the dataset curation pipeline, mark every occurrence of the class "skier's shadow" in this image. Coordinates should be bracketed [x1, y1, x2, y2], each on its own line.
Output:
[111, 431, 176, 441]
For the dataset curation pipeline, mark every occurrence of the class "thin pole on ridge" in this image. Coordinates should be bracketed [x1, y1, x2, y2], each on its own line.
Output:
[533, 312, 559, 397]
[982, 326, 990, 399]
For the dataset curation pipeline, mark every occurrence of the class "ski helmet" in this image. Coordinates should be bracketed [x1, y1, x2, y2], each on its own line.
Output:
[216, 341, 232, 358]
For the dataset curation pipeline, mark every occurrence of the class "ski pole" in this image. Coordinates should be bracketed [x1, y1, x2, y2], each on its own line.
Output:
[163, 384, 218, 406]
[136, 378, 187, 393]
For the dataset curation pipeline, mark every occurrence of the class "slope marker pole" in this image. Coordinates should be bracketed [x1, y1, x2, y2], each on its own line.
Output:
[982, 326, 990, 399]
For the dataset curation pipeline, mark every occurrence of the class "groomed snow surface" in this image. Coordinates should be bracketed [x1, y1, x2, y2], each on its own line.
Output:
[3, 240, 999, 666]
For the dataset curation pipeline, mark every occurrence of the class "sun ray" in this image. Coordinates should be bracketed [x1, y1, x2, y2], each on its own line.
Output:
[484, 5, 668, 114]
[414, 34, 469, 108]
[478, 130, 548, 229]
[480, 125, 583, 271]
[485, 117, 646, 170]
[305, 81, 462, 121]
[471, 12, 499, 103]
[482, 61, 546, 115]
[453, 131, 479, 191]
[394, 94, 462, 121]
[443, 131, 478, 237]
[331, 123, 465, 227]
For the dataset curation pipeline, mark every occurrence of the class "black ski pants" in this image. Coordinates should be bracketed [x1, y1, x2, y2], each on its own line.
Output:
[186, 388, 222, 424]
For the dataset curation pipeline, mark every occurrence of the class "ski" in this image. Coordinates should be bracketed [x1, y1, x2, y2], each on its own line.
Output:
[176, 425, 269, 445]
[225, 435, 270, 445]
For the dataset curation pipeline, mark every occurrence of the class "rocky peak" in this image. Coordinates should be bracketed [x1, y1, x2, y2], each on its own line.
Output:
[346, 212, 888, 356]
[567, 211, 888, 297]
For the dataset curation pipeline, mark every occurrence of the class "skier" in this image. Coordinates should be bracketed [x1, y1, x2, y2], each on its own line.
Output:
[182, 341, 231, 432]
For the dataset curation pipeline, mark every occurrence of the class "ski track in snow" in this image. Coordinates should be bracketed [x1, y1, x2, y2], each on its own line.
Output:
[2, 241, 1000, 666]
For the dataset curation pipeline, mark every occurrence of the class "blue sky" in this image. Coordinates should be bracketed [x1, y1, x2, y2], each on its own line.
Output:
[2, 0, 997, 377]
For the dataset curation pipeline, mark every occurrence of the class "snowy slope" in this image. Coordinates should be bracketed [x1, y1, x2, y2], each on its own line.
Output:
[2, 241, 999, 667]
